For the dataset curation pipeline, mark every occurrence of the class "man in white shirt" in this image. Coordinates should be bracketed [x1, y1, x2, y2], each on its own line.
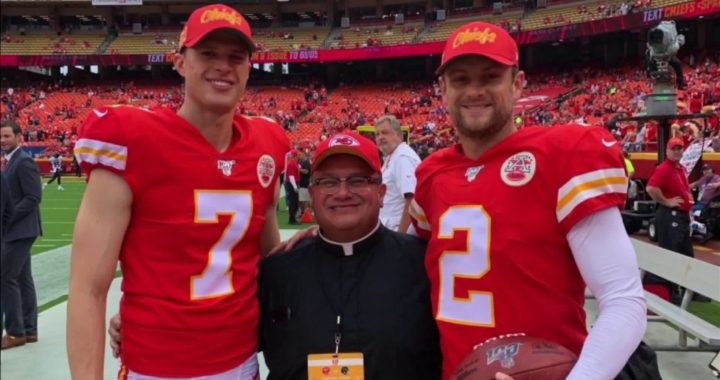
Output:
[375, 115, 421, 232]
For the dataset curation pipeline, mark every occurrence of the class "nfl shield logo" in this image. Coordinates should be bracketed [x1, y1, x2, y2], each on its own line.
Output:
[486, 343, 521, 369]
[217, 160, 236, 176]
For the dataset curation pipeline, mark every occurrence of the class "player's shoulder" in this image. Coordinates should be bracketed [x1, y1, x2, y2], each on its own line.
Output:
[416, 146, 458, 178]
[236, 114, 289, 144]
[81, 105, 162, 134]
[92, 104, 159, 120]
[237, 114, 283, 132]
[524, 124, 618, 155]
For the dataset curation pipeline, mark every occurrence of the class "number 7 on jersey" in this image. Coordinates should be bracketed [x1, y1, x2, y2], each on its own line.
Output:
[191, 190, 253, 300]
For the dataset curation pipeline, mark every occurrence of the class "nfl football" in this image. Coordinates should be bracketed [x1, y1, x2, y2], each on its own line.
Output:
[451, 334, 578, 380]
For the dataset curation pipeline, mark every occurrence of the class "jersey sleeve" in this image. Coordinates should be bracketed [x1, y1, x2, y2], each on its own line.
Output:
[554, 126, 628, 234]
[74, 107, 129, 179]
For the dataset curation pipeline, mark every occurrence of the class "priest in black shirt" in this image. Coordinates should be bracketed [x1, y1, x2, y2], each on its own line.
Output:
[258, 131, 441, 380]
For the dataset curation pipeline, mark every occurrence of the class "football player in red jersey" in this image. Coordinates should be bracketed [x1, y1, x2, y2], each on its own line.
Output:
[67, 4, 290, 380]
[408, 21, 647, 380]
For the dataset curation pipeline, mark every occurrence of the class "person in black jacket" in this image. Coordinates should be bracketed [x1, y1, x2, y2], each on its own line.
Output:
[1, 173, 13, 240]
[258, 131, 441, 379]
[0, 120, 42, 350]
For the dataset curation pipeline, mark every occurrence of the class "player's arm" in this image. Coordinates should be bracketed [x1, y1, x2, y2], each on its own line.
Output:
[67, 169, 132, 380]
[260, 181, 282, 257]
[565, 207, 647, 380]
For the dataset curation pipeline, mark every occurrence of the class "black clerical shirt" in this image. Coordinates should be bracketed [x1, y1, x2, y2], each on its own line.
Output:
[258, 223, 441, 380]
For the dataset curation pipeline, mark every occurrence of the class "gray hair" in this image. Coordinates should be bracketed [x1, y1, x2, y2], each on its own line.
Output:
[374, 115, 402, 136]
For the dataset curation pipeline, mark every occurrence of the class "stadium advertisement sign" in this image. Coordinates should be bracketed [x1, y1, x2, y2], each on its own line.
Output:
[1, 0, 716, 67]
[252, 42, 445, 63]
[515, 0, 719, 44]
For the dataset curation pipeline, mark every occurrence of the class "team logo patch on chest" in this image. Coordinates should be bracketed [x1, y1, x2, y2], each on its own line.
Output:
[500, 151, 536, 186]
[257, 154, 276, 188]
[217, 160, 236, 176]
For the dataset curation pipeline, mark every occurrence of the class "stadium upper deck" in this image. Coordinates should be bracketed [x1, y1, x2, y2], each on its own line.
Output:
[1, 0, 717, 57]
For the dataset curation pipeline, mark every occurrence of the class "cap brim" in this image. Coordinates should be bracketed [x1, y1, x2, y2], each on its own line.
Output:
[313, 146, 379, 173]
[183, 27, 256, 53]
[435, 52, 516, 75]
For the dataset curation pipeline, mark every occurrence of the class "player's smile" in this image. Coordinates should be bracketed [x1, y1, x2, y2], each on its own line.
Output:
[206, 77, 236, 90]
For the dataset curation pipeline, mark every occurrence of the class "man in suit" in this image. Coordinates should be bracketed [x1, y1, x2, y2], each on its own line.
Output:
[0, 120, 42, 350]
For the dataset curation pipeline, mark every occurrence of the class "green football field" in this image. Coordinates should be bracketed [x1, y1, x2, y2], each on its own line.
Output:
[34, 175, 720, 326]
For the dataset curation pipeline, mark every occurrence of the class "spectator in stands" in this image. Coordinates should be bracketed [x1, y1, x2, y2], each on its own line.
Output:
[690, 163, 720, 215]
[374, 115, 420, 232]
[410, 20, 647, 380]
[67, 4, 290, 379]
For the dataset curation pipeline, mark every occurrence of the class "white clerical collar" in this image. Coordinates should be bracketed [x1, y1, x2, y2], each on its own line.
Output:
[318, 221, 382, 256]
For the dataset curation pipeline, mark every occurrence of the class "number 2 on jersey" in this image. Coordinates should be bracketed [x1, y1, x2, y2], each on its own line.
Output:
[191, 190, 253, 300]
[437, 206, 495, 326]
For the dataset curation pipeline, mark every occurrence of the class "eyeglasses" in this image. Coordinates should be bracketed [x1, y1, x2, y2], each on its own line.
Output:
[311, 176, 382, 194]
[670, 146, 684, 151]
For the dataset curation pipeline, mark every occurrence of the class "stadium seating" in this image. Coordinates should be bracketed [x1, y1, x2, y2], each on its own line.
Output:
[0, 33, 105, 55]
[254, 27, 328, 51]
[328, 22, 424, 48]
[419, 13, 522, 42]
[521, 0, 688, 31]
[108, 33, 178, 54]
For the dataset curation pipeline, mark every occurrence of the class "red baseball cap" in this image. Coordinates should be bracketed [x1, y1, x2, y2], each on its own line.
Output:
[178, 4, 255, 53]
[313, 131, 382, 174]
[667, 137, 685, 149]
[436, 21, 518, 75]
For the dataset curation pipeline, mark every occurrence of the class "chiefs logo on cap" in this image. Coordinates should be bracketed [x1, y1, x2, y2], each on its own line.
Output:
[329, 134, 360, 147]
[452, 27, 497, 49]
[200, 7, 244, 26]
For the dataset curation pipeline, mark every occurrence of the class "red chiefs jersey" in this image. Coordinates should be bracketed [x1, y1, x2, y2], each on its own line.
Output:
[409, 124, 627, 380]
[75, 106, 290, 377]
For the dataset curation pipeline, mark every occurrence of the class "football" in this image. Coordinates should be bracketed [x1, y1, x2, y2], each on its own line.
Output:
[450, 334, 578, 380]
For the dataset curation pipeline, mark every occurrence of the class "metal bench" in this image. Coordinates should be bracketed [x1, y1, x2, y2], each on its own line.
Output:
[632, 239, 720, 351]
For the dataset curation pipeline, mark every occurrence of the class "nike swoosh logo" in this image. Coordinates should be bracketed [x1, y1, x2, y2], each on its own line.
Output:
[94, 109, 108, 118]
[601, 138, 617, 147]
